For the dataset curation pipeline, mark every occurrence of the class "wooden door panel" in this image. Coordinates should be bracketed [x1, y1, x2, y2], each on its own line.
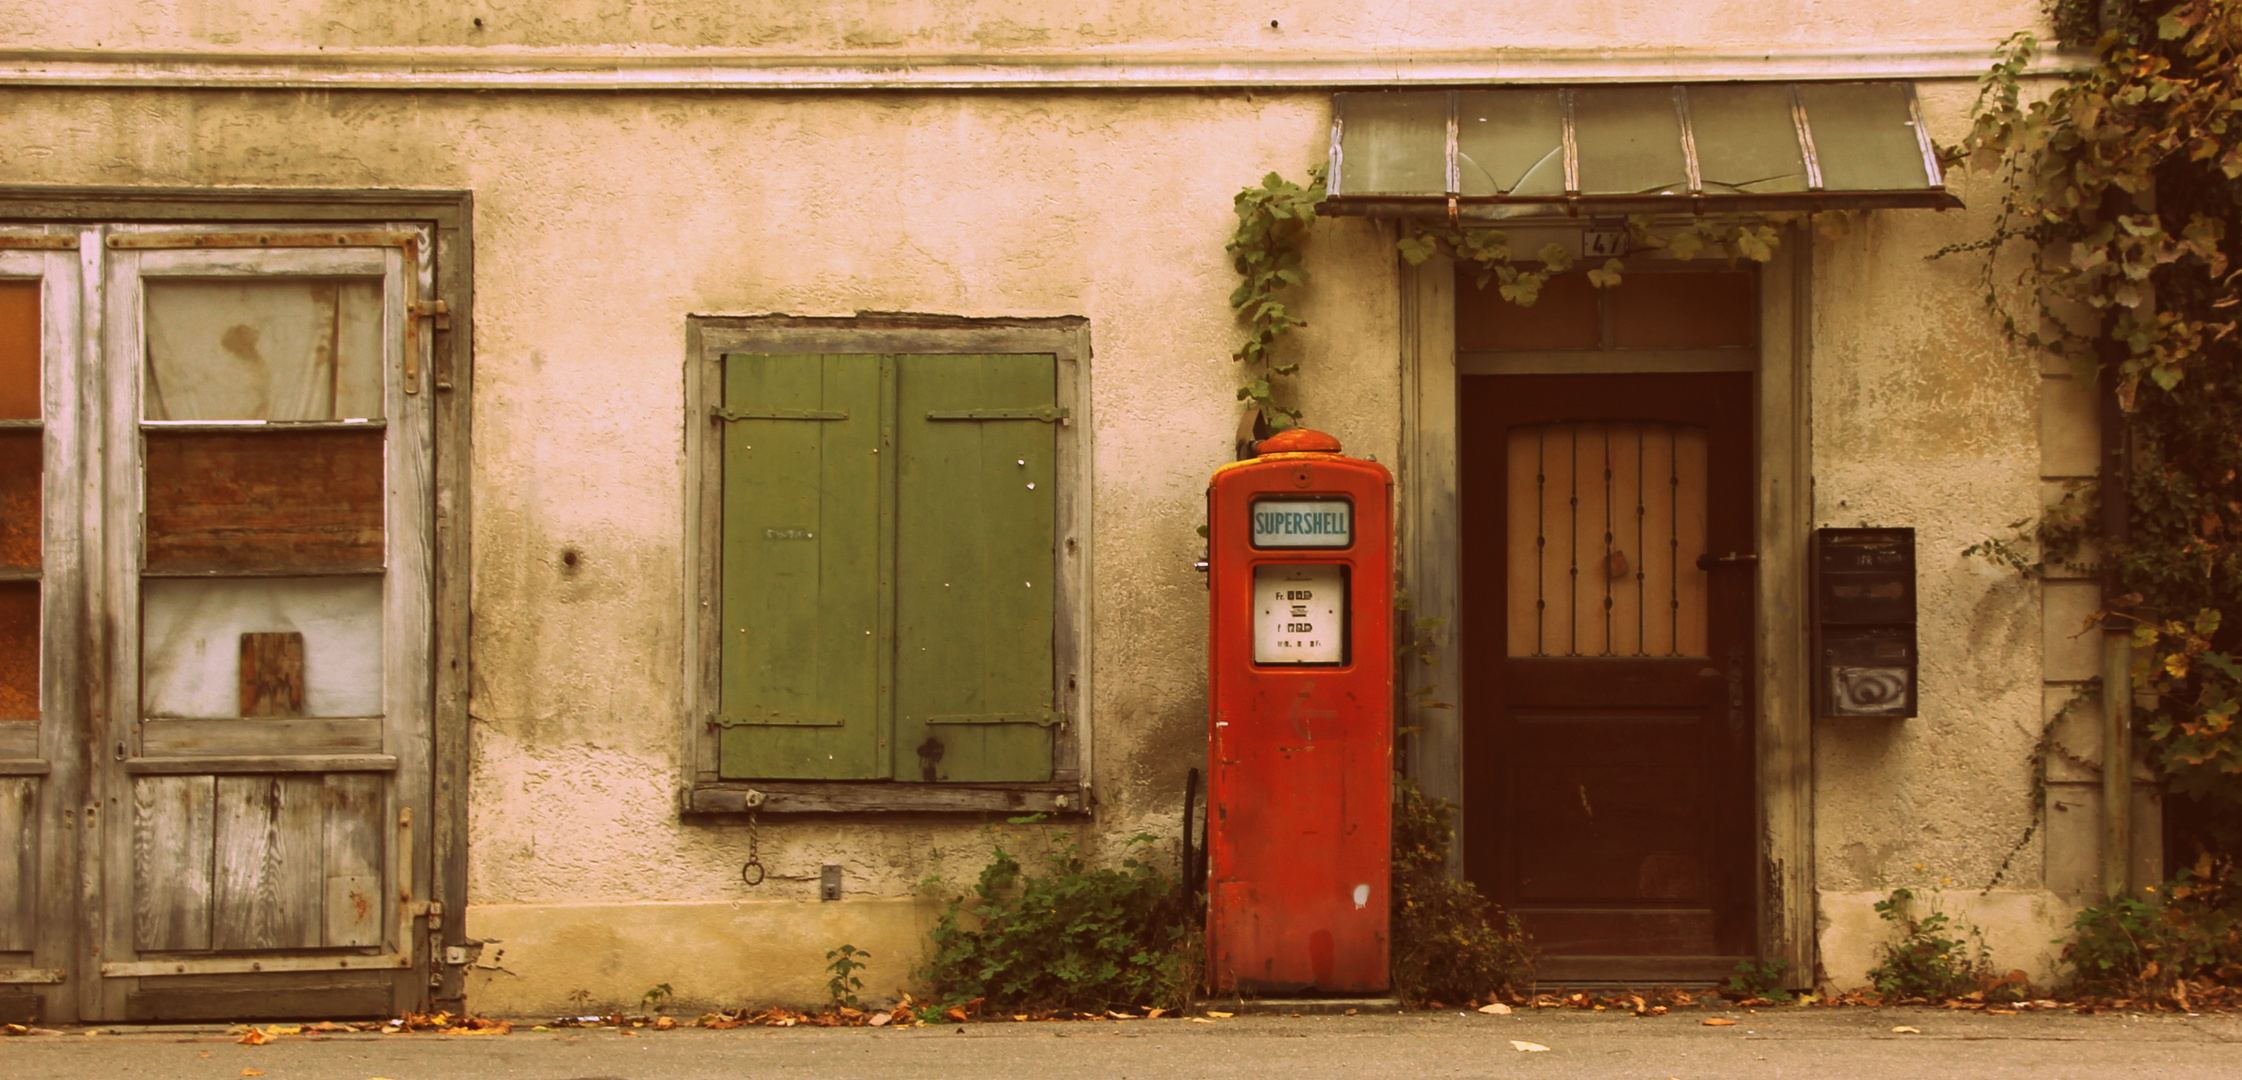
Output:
[0, 776, 32, 951]
[132, 776, 216, 952]
[1462, 372, 1757, 968]
[1523, 909, 1719, 955]
[132, 773, 388, 954]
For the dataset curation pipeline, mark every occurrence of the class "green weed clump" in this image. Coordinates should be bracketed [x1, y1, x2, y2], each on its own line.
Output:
[1390, 783, 1535, 1006]
[918, 828, 1196, 1013]
[1866, 888, 2000, 1001]
[2063, 855, 2242, 1000]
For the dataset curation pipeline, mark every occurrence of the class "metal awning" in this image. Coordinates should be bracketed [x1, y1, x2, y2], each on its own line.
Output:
[1323, 82, 1960, 219]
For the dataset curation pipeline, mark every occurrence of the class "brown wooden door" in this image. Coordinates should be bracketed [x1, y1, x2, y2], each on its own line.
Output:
[1459, 372, 1755, 982]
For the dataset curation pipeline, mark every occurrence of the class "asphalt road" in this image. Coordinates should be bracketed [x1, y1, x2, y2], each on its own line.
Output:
[4, 1006, 2240, 1079]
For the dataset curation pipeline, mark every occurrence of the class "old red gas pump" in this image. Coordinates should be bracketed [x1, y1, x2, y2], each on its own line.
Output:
[1205, 428, 1393, 994]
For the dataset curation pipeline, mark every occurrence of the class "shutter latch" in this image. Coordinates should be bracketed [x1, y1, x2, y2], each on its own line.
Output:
[712, 407, 849, 422]
[926, 407, 1070, 423]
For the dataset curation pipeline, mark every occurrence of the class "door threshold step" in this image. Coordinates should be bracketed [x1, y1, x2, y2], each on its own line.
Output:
[1206, 996, 1402, 1015]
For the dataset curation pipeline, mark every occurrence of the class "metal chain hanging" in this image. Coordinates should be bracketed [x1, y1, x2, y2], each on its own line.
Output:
[739, 789, 767, 886]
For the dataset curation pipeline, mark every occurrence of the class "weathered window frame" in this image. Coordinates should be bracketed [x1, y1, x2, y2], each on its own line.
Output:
[682, 315, 1093, 816]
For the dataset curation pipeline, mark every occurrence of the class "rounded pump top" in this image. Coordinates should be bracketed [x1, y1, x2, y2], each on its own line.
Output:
[1254, 428, 1343, 455]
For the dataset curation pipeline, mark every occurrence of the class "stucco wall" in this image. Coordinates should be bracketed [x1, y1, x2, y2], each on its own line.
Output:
[1808, 77, 2080, 990]
[2, 0, 2044, 55]
[0, 82, 1400, 1012]
[0, 0, 2083, 1012]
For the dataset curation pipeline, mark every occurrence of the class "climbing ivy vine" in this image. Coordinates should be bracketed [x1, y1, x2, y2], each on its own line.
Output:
[1226, 177, 1785, 432]
[1944, 0, 2242, 853]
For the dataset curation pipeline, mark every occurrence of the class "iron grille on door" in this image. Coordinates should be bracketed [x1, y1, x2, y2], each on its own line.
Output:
[1506, 421, 1709, 658]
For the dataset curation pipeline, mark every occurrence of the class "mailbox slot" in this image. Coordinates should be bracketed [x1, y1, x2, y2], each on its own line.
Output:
[1813, 527, 1917, 718]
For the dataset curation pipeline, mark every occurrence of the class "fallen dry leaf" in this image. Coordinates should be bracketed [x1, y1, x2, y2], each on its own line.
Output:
[236, 1028, 275, 1046]
[653, 1017, 677, 1031]
[942, 1007, 969, 1023]
[1188, 1017, 1216, 1024]
[1987, 1009, 2018, 1016]
[1477, 1003, 1512, 1015]
[1891, 1026, 1922, 1034]
[1206, 1011, 1234, 1019]
[241, 1071, 264, 1077]
[1146, 1008, 1167, 1019]
[1510, 1040, 1551, 1052]
[1701, 1018, 1736, 1027]
[868, 1012, 892, 1027]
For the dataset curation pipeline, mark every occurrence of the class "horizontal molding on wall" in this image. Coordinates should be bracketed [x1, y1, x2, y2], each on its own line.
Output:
[0, 45, 2091, 92]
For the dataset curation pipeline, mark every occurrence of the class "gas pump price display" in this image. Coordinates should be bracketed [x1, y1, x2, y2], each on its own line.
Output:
[1254, 564, 1346, 664]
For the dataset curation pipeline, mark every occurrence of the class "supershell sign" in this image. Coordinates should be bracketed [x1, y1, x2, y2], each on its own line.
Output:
[1254, 564, 1346, 665]
[1251, 498, 1353, 548]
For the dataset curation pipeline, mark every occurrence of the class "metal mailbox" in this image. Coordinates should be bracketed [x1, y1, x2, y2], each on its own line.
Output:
[1813, 527, 1917, 718]
[1205, 428, 1393, 994]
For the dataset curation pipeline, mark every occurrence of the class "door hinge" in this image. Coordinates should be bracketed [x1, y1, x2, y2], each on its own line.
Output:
[408, 299, 452, 330]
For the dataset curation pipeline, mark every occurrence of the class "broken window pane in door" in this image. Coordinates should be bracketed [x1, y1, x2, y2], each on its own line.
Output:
[143, 278, 385, 421]
[141, 576, 382, 719]
[0, 582, 34, 720]
[143, 429, 385, 573]
[0, 280, 35, 421]
[0, 430, 37, 572]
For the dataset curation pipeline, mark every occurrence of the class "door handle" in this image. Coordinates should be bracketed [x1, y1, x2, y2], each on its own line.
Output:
[1696, 551, 1759, 570]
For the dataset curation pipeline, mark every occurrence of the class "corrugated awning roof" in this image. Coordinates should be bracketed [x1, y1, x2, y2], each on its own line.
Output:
[1322, 82, 1961, 219]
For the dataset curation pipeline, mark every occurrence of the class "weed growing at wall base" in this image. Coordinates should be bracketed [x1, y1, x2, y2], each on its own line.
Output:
[1390, 783, 1536, 1005]
[1867, 888, 2004, 1001]
[917, 827, 1197, 1013]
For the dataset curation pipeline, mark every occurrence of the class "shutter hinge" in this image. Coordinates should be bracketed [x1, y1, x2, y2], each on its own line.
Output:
[925, 407, 1070, 423]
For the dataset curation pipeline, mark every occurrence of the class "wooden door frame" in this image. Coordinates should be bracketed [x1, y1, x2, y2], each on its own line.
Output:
[1398, 224, 1815, 984]
[0, 188, 474, 1021]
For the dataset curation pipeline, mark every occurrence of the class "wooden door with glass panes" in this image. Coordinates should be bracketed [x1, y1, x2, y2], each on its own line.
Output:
[0, 237, 85, 1025]
[90, 230, 434, 1021]
[1457, 267, 1759, 984]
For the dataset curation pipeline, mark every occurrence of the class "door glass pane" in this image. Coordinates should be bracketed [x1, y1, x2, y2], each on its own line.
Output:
[1799, 82, 1932, 191]
[0, 582, 34, 720]
[1458, 90, 1566, 197]
[1572, 86, 1690, 196]
[0, 280, 36, 421]
[1687, 84, 1810, 195]
[0, 430, 37, 572]
[1508, 422, 1707, 657]
[1335, 92, 1448, 196]
[144, 278, 385, 421]
[144, 429, 385, 573]
[141, 576, 382, 719]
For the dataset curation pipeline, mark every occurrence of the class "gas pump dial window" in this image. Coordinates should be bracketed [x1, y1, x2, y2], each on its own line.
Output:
[1254, 564, 1347, 665]
[1251, 498, 1353, 549]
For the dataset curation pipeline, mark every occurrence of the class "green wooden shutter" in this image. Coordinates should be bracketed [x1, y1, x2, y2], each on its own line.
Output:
[892, 354, 1058, 783]
[716, 353, 889, 780]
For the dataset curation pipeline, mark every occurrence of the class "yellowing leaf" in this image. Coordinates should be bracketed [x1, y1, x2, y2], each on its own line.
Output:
[1206, 1011, 1233, 1018]
[1477, 1002, 1512, 1015]
[1892, 1025, 1923, 1034]
[1702, 1017, 1737, 1027]
[1510, 1040, 1551, 1052]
